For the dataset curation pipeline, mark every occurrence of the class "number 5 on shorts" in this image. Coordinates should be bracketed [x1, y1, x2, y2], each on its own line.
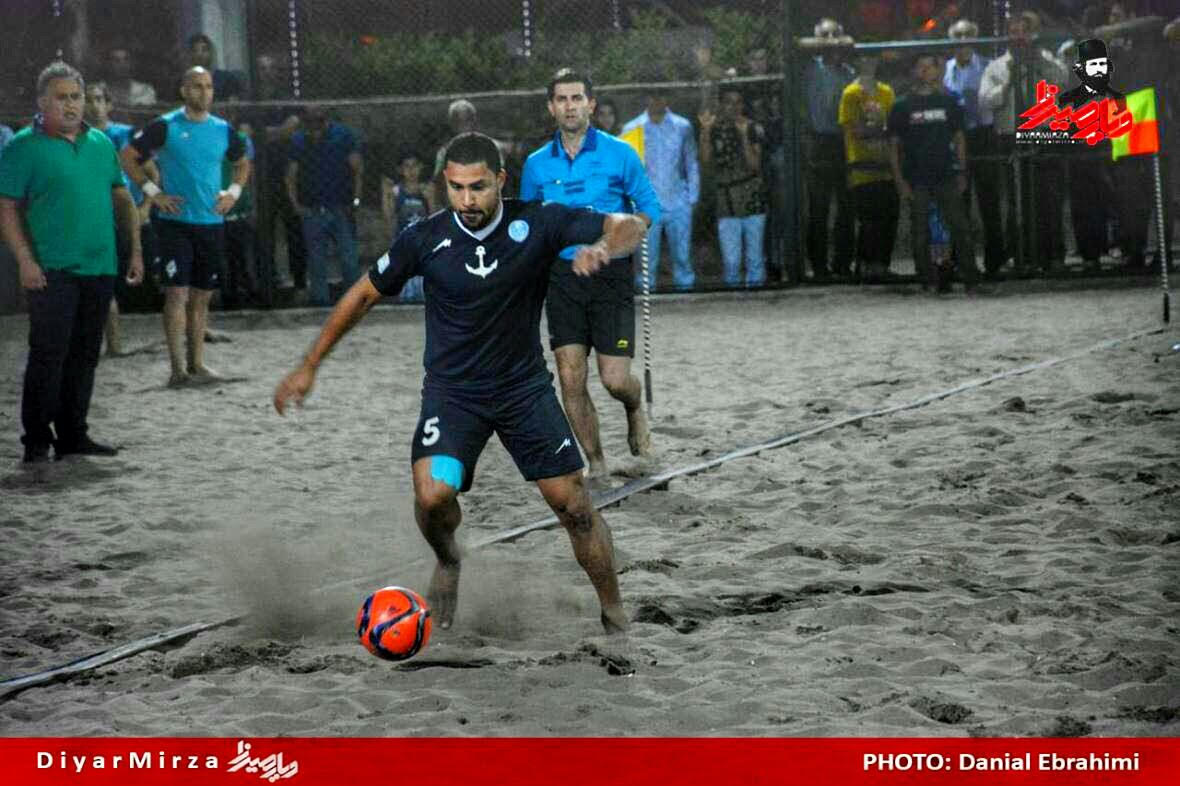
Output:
[422, 416, 440, 446]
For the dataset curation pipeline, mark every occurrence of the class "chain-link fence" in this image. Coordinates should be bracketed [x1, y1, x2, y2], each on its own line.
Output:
[1, 0, 1176, 313]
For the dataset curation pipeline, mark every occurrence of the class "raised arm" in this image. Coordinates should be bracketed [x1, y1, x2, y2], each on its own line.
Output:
[123, 120, 183, 214]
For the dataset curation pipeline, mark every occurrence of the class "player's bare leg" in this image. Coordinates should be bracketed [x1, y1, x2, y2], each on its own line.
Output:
[555, 345, 608, 478]
[186, 288, 222, 383]
[412, 457, 463, 629]
[104, 299, 125, 357]
[537, 471, 628, 634]
[597, 354, 650, 457]
[163, 286, 190, 386]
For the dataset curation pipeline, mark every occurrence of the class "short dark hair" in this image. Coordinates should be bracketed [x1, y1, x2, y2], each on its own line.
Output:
[914, 53, 940, 68]
[37, 61, 84, 97]
[444, 132, 503, 173]
[187, 33, 213, 50]
[548, 68, 593, 101]
[86, 80, 111, 101]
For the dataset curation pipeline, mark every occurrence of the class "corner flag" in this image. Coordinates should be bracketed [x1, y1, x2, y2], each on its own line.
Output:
[1111, 87, 1159, 161]
[619, 125, 645, 164]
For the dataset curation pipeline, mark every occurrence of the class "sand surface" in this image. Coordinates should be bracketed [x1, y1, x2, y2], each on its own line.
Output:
[1, 283, 1177, 736]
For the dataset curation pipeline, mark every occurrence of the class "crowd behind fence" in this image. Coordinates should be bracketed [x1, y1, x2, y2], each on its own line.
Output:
[1, 0, 1178, 315]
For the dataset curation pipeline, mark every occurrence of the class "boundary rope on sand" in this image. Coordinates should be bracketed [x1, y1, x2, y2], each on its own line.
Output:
[0, 326, 1166, 700]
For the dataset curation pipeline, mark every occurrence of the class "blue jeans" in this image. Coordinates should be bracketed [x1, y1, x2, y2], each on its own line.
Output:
[717, 214, 766, 287]
[301, 206, 357, 306]
[637, 205, 694, 291]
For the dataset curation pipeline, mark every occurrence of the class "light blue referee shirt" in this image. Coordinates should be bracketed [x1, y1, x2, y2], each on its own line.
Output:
[520, 126, 661, 261]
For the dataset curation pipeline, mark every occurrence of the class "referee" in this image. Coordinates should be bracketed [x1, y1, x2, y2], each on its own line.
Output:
[521, 68, 661, 480]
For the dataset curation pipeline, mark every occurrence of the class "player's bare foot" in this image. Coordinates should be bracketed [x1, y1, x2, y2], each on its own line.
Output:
[426, 561, 460, 629]
[167, 371, 191, 388]
[626, 407, 652, 457]
[601, 605, 629, 634]
[187, 365, 225, 385]
[204, 329, 233, 343]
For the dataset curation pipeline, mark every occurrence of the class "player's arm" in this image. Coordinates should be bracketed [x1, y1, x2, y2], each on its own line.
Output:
[215, 129, 251, 215]
[273, 275, 383, 415]
[122, 119, 183, 214]
[572, 213, 647, 276]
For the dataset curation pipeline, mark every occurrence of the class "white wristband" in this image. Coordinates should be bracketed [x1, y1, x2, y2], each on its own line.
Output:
[141, 181, 161, 198]
[227, 183, 243, 199]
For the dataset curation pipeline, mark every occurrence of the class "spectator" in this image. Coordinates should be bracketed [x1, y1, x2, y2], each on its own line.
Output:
[429, 99, 512, 206]
[285, 106, 363, 307]
[84, 81, 141, 354]
[889, 53, 976, 293]
[186, 34, 244, 102]
[802, 18, 856, 281]
[380, 148, 433, 302]
[980, 10, 1068, 276]
[839, 52, 898, 283]
[0, 61, 142, 462]
[0, 123, 14, 155]
[250, 52, 306, 299]
[622, 89, 700, 291]
[945, 19, 1005, 280]
[593, 97, 621, 136]
[106, 46, 157, 107]
[121, 66, 250, 387]
[700, 87, 768, 287]
[221, 119, 257, 309]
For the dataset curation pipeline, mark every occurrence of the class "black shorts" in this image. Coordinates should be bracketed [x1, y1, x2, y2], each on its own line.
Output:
[154, 219, 225, 290]
[546, 271, 635, 356]
[410, 376, 584, 493]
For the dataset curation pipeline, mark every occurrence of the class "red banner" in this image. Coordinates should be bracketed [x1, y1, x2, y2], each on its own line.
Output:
[1, 738, 1177, 785]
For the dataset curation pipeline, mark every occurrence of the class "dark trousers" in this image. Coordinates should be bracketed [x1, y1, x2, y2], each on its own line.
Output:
[806, 133, 854, 275]
[21, 270, 115, 449]
[851, 180, 899, 270]
[911, 180, 976, 287]
[1002, 138, 1065, 270]
[1110, 155, 1155, 265]
[1068, 154, 1115, 262]
[964, 127, 1005, 273]
[222, 217, 257, 309]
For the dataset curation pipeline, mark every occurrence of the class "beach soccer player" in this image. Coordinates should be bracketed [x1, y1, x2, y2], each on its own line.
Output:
[274, 132, 646, 634]
[121, 66, 250, 387]
[521, 68, 660, 480]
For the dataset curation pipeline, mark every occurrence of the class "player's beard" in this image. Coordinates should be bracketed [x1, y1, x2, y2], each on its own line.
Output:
[459, 201, 497, 230]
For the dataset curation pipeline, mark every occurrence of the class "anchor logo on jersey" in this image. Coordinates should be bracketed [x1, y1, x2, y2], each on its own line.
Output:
[465, 245, 499, 279]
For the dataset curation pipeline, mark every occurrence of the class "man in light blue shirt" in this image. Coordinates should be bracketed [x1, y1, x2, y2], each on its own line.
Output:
[944, 18, 1004, 278]
[0, 124, 14, 157]
[622, 92, 699, 290]
[522, 68, 661, 478]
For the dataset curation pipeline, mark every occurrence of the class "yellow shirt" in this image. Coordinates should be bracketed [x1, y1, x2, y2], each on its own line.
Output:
[838, 80, 895, 187]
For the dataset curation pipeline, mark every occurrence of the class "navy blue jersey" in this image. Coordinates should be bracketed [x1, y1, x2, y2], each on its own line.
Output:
[369, 199, 606, 391]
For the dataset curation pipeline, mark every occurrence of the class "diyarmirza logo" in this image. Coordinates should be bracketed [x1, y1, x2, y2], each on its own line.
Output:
[1016, 38, 1132, 146]
[35, 739, 298, 781]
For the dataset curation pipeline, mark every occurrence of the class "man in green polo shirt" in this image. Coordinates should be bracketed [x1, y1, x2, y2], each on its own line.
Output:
[0, 61, 143, 463]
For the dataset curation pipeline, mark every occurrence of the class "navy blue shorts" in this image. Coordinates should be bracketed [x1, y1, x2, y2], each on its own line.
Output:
[154, 219, 225, 290]
[410, 376, 584, 492]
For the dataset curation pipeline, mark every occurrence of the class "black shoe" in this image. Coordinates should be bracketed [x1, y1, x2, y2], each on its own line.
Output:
[55, 437, 119, 459]
[23, 443, 51, 464]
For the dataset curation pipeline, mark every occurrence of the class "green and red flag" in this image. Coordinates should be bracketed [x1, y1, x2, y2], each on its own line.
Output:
[1111, 87, 1159, 161]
